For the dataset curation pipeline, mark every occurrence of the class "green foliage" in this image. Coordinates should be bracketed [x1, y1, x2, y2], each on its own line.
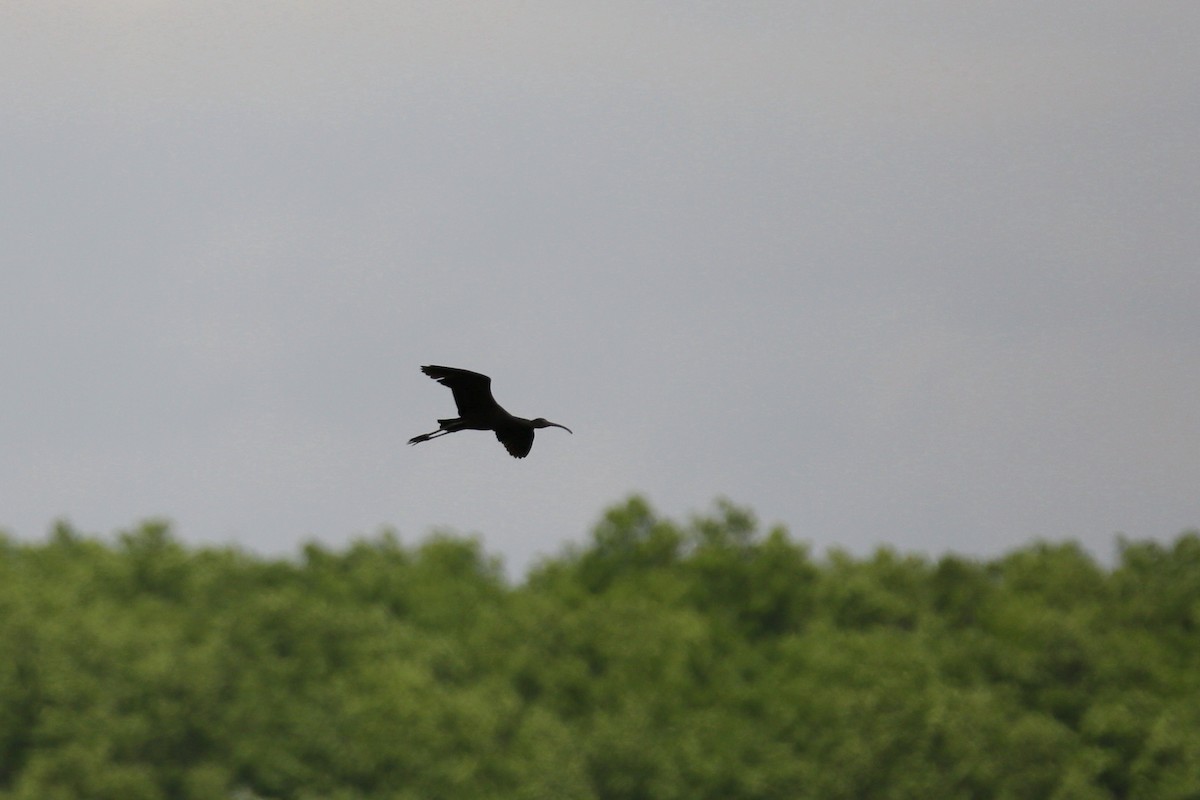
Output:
[0, 507, 1198, 799]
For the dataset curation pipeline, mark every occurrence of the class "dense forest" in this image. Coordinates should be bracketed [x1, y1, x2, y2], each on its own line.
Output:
[1, 497, 1198, 800]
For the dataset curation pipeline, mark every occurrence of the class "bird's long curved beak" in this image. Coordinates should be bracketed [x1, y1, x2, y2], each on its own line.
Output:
[549, 422, 573, 434]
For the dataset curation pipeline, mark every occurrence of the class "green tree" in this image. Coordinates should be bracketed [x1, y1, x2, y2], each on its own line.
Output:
[2, 505, 1199, 799]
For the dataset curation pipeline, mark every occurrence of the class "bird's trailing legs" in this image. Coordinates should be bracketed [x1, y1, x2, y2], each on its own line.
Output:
[409, 417, 467, 446]
[407, 430, 440, 445]
[408, 428, 452, 446]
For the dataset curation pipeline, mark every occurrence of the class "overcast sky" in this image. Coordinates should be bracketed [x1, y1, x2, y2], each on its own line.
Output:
[3, 2, 1198, 576]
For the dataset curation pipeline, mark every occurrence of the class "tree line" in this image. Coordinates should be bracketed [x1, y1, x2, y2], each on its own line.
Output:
[1, 496, 1198, 799]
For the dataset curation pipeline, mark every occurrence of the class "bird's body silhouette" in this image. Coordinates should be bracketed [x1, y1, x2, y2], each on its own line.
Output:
[408, 365, 572, 458]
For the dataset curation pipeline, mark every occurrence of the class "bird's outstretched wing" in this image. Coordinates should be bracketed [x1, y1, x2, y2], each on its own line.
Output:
[495, 426, 534, 459]
[420, 365, 497, 417]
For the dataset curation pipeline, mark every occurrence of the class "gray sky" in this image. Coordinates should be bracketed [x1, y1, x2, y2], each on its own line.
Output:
[3, 2, 1198, 576]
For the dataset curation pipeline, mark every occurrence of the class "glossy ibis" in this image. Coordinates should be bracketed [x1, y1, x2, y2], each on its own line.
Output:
[408, 365, 572, 458]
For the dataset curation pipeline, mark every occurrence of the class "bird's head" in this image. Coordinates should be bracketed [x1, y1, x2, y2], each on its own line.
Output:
[531, 418, 573, 434]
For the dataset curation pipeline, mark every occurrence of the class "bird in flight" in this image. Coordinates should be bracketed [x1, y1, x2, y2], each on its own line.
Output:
[408, 365, 573, 458]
